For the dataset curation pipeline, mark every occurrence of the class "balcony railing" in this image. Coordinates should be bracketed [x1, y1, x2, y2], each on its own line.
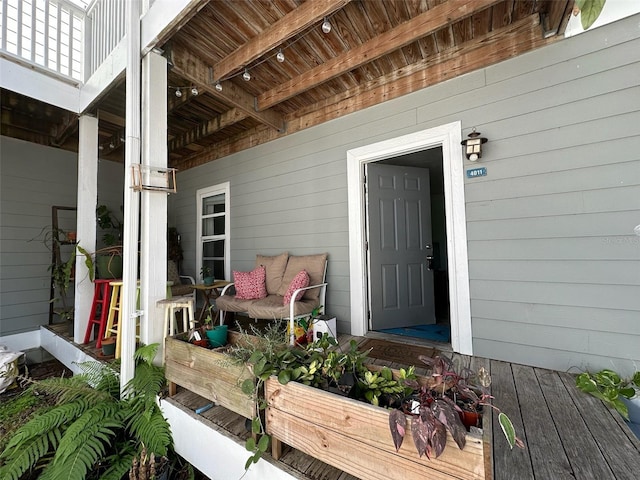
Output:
[85, 0, 125, 78]
[0, 0, 85, 81]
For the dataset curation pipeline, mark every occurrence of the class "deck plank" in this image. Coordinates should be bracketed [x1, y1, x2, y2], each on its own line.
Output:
[557, 371, 640, 479]
[510, 364, 574, 479]
[534, 367, 617, 479]
[489, 361, 534, 480]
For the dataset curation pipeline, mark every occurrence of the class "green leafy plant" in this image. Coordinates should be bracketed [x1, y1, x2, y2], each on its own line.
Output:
[96, 204, 123, 247]
[576, 369, 640, 420]
[573, 0, 607, 30]
[0, 344, 173, 480]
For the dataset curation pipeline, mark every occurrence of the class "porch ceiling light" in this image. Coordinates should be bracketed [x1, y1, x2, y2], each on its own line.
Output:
[461, 128, 487, 162]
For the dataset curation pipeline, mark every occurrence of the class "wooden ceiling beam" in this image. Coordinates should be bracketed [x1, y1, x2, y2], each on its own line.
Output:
[50, 112, 78, 147]
[213, 0, 351, 82]
[257, 0, 501, 110]
[168, 108, 248, 151]
[97, 109, 126, 127]
[170, 42, 286, 132]
[174, 14, 556, 170]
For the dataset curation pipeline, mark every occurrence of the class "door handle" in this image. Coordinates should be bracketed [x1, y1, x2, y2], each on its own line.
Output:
[425, 245, 434, 271]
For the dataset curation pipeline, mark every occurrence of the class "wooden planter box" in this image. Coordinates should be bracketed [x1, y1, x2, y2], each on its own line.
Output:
[164, 331, 256, 420]
[265, 376, 489, 480]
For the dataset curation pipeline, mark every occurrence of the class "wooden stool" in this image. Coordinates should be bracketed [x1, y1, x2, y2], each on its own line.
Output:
[104, 281, 141, 359]
[83, 279, 112, 348]
[157, 296, 195, 338]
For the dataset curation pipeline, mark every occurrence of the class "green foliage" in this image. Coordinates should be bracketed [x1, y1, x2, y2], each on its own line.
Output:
[574, 0, 606, 30]
[498, 412, 517, 450]
[576, 368, 639, 420]
[0, 344, 173, 480]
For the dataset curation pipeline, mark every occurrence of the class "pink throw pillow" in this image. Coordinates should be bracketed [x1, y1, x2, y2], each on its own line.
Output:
[283, 270, 310, 305]
[234, 266, 267, 300]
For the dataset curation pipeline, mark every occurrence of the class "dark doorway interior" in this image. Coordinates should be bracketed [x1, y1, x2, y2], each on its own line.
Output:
[373, 146, 450, 342]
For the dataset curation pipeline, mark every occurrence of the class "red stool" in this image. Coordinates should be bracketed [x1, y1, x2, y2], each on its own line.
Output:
[84, 279, 112, 348]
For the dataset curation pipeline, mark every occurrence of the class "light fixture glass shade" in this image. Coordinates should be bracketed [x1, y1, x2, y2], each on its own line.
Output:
[191, 87, 199, 96]
[215, 82, 223, 92]
[276, 49, 285, 63]
[175, 89, 182, 97]
[322, 17, 331, 34]
[243, 69, 251, 81]
[461, 128, 487, 161]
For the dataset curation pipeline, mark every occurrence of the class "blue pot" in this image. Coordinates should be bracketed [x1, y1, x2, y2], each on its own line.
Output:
[205, 325, 228, 347]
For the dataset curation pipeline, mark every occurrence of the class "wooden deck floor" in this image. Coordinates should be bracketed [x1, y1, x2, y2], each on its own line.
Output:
[47, 324, 640, 479]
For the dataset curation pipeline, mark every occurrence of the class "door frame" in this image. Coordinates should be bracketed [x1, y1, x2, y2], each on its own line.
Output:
[347, 121, 473, 355]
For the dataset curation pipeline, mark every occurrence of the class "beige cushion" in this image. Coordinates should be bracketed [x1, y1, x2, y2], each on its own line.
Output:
[255, 252, 289, 295]
[215, 294, 257, 313]
[247, 294, 319, 319]
[277, 253, 327, 300]
[171, 284, 193, 297]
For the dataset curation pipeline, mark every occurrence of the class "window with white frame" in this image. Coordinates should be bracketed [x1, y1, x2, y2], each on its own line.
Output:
[196, 183, 230, 282]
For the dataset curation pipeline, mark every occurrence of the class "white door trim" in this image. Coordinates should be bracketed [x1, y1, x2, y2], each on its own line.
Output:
[347, 121, 473, 355]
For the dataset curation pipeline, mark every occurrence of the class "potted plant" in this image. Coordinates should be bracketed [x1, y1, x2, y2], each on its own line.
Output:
[201, 306, 227, 347]
[200, 265, 214, 286]
[94, 204, 123, 279]
[576, 369, 640, 423]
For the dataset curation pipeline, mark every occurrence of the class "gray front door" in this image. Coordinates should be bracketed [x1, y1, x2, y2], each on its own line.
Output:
[367, 163, 435, 330]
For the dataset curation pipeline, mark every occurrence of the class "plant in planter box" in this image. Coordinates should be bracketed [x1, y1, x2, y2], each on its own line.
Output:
[576, 369, 640, 421]
[388, 354, 523, 459]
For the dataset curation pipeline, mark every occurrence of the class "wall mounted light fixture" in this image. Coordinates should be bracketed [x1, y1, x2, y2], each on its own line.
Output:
[461, 128, 487, 162]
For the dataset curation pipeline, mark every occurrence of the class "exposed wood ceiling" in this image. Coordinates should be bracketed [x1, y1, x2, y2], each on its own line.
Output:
[1, 0, 573, 170]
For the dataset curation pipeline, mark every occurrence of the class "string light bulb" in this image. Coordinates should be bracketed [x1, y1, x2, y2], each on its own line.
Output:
[191, 86, 199, 96]
[215, 81, 223, 92]
[242, 69, 251, 81]
[322, 17, 331, 34]
[175, 88, 182, 98]
[276, 49, 285, 63]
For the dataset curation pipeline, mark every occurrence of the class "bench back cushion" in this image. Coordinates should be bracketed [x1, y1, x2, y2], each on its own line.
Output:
[277, 253, 327, 300]
[255, 252, 289, 295]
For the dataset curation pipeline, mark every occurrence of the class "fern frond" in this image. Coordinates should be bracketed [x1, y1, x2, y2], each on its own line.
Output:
[0, 427, 62, 480]
[126, 405, 172, 456]
[74, 359, 120, 394]
[99, 448, 136, 480]
[1, 399, 90, 455]
[134, 343, 159, 365]
[124, 362, 166, 399]
[29, 375, 112, 405]
[53, 402, 120, 465]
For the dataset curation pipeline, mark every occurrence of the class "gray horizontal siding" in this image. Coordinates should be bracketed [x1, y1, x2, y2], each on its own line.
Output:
[170, 15, 640, 374]
[0, 136, 125, 337]
[0, 137, 78, 336]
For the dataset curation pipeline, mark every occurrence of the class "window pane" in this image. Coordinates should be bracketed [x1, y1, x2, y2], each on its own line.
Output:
[202, 215, 225, 236]
[203, 240, 224, 257]
[213, 260, 225, 280]
[202, 194, 225, 215]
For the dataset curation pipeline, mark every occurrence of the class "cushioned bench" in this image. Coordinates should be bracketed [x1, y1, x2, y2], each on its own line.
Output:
[216, 252, 328, 344]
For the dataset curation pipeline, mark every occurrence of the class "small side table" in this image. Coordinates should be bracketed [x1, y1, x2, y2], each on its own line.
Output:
[192, 281, 231, 325]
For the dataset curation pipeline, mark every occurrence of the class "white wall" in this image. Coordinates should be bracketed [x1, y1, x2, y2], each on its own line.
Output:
[171, 14, 640, 376]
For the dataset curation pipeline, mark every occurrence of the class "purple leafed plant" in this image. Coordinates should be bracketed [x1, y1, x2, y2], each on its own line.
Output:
[388, 354, 523, 459]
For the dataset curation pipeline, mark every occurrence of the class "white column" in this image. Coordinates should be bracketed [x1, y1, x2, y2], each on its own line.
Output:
[120, 0, 141, 389]
[75, 115, 98, 343]
[140, 49, 168, 363]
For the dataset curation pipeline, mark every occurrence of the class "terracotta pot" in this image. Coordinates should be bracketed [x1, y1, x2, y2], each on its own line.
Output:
[459, 410, 480, 429]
